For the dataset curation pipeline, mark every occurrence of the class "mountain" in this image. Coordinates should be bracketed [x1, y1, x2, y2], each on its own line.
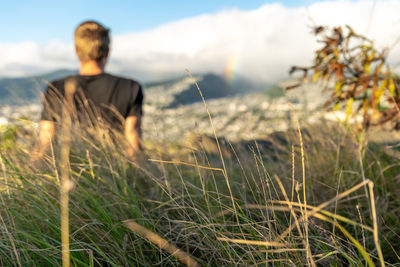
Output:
[0, 70, 266, 106]
[145, 73, 266, 109]
[0, 69, 77, 104]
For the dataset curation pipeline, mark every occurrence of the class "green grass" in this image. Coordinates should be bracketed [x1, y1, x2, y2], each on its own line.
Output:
[0, 121, 399, 266]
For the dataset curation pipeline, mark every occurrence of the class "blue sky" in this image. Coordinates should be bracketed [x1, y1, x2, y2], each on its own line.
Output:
[1, 0, 326, 42]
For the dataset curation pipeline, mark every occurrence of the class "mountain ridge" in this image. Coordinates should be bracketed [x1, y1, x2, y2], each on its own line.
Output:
[0, 69, 268, 105]
[0, 69, 77, 104]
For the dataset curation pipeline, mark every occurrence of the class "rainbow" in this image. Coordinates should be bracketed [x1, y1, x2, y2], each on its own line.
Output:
[224, 54, 239, 84]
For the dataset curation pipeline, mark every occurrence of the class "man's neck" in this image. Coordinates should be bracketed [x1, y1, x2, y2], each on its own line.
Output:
[79, 60, 105, 75]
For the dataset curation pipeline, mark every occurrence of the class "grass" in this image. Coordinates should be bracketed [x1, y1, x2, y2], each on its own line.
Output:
[1, 116, 400, 265]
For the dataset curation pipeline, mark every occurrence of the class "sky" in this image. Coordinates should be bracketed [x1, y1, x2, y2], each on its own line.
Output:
[0, 0, 322, 42]
[1, 0, 399, 83]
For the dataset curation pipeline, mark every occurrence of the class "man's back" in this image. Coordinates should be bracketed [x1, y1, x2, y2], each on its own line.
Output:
[41, 73, 143, 130]
[34, 20, 143, 161]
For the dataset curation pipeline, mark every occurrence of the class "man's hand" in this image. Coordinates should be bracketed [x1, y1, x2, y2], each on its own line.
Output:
[30, 120, 56, 164]
[124, 115, 142, 160]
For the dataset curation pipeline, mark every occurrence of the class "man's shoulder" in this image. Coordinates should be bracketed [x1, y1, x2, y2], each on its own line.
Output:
[104, 73, 141, 88]
[47, 75, 77, 89]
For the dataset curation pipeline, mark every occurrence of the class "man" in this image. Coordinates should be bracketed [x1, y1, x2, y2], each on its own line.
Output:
[33, 20, 143, 161]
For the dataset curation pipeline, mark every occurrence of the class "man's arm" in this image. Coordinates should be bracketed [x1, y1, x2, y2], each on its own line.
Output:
[124, 115, 142, 159]
[31, 120, 56, 162]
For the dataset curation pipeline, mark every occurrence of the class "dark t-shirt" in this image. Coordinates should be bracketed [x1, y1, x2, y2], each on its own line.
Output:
[41, 73, 143, 131]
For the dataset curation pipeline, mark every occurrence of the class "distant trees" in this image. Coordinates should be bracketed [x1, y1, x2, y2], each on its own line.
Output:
[288, 25, 400, 130]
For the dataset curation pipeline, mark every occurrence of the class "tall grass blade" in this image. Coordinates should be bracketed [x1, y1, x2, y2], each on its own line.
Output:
[123, 220, 200, 267]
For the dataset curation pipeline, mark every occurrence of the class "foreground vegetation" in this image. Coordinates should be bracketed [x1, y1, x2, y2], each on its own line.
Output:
[0, 120, 399, 266]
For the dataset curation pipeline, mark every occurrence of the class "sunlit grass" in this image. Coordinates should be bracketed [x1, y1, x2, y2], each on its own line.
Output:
[1, 118, 399, 266]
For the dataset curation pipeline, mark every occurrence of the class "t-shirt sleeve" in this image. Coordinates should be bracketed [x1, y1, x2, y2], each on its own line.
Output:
[126, 83, 144, 117]
[41, 82, 63, 122]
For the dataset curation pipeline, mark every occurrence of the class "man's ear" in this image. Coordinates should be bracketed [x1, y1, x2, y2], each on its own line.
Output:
[97, 52, 108, 68]
[101, 50, 109, 66]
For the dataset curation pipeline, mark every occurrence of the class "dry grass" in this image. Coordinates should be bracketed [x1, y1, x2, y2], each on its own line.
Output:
[123, 220, 200, 267]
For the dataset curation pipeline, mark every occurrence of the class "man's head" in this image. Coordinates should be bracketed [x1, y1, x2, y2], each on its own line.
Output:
[74, 20, 110, 63]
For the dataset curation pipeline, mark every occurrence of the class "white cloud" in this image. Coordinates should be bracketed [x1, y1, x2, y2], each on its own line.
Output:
[1, 0, 400, 83]
[0, 41, 76, 77]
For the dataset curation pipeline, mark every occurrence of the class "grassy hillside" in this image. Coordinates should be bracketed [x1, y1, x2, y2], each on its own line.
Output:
[0, 120, 399, 266]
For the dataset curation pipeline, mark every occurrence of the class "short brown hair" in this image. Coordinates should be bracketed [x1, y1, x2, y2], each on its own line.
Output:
[74, 20, 110, 63]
